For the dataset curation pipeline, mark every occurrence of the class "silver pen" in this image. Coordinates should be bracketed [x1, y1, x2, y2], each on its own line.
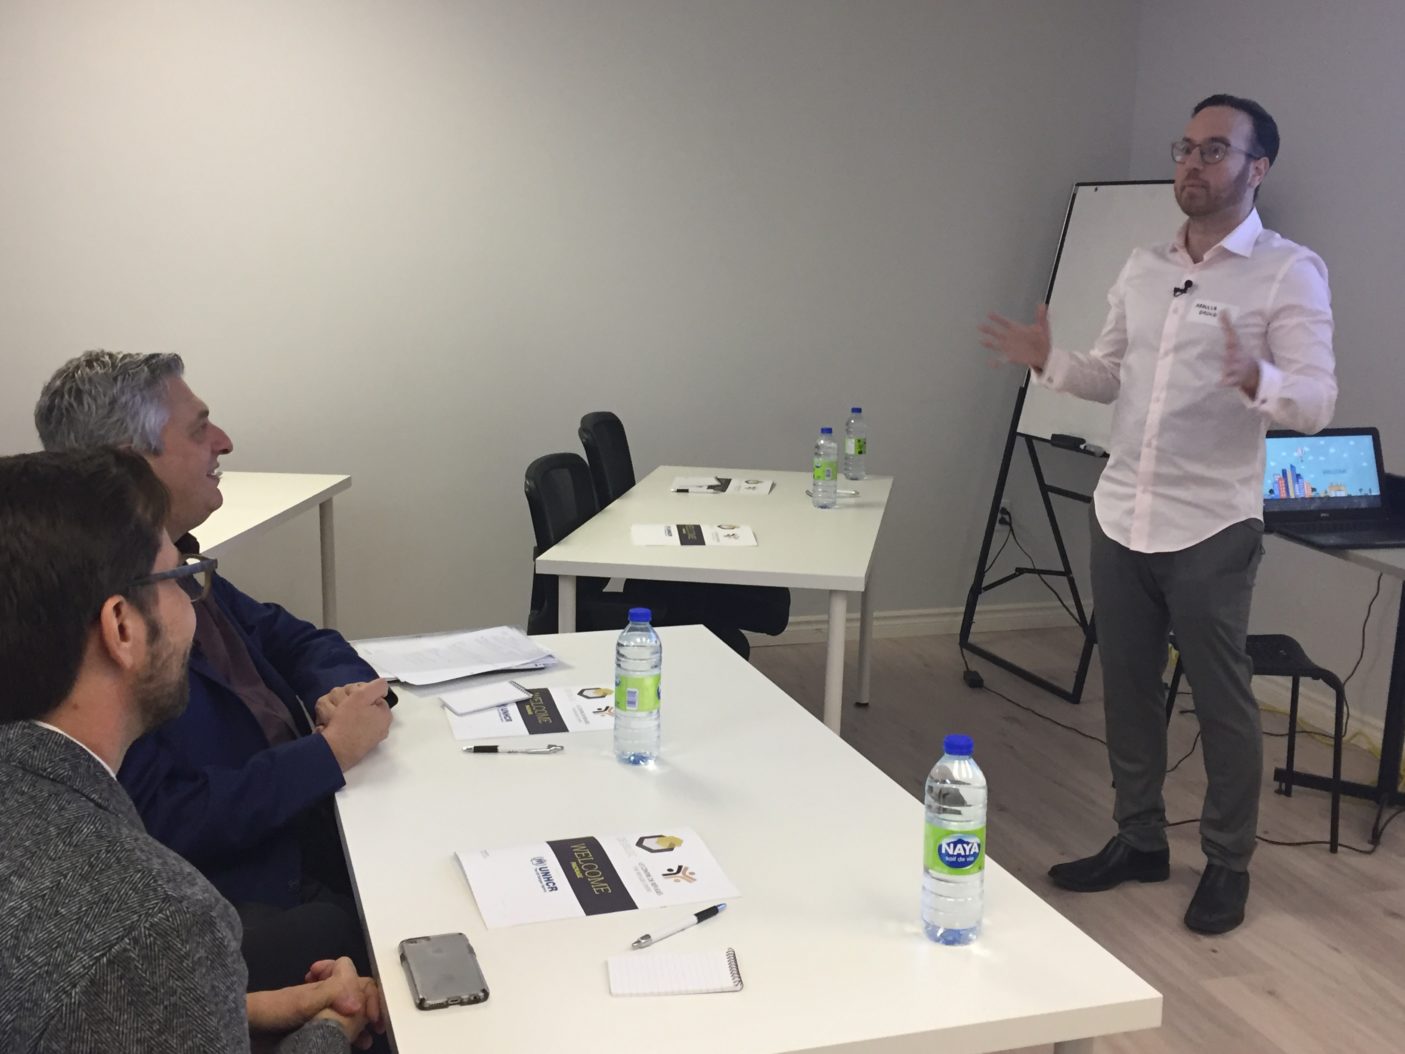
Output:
[461, 743, 564, 755]
[631, 903, 727, 950]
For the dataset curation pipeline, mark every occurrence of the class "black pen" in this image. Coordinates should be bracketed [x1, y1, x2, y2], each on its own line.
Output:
[631, 903, 727, 950]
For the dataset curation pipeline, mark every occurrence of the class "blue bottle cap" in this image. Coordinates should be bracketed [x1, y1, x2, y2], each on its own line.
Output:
[944, 733, 973, 756]
[627, 607, 652, 623]
[851, 406, 862, 413]
[820, 426, 833, 434]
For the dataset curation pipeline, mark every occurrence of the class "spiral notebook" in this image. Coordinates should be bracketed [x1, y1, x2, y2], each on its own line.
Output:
[606, 948, 744, 996]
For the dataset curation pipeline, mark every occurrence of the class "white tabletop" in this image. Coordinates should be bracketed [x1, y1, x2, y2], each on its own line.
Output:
[335, 626, 1159, 1053]
[535, 466, 893, 591]
[1338, 545, 1405, 579]
[195, 471, 350, 555]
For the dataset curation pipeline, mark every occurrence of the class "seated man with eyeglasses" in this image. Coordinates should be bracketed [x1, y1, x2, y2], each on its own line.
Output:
[35, 350, 394, 991]
[0, 447, 384, 1052]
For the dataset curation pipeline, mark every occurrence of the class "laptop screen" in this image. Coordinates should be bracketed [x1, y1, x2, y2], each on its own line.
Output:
[1264, 430, 1383, 514]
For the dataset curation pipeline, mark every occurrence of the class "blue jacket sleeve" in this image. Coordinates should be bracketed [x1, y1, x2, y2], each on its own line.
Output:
[120, 726, 347, 863]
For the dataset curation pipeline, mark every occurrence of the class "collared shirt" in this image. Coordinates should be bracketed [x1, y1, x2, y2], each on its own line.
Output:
[1041, 209, 1336, 553]
[30, 720, 117, 779]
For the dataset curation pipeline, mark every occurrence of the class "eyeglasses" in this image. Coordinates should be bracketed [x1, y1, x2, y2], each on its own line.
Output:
[126, 553, 218, 603]
[1171, 138, 1263, 166]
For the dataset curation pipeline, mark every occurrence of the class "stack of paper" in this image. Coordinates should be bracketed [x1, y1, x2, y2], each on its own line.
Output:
[631, 523, 757, 547]
[352, 625, 556, 686]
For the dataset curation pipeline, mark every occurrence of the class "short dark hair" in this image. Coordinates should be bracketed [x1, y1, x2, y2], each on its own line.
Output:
[0, 448, 170, 722]
[1193, 93, 1279, 165]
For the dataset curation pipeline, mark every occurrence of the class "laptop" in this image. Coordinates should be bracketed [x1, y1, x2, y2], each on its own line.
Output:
[1263, 427, 1405, 549]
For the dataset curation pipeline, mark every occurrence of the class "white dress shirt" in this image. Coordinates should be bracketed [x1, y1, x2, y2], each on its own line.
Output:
[1041, 209, 1336, 553]
[30, 719, 118, 779]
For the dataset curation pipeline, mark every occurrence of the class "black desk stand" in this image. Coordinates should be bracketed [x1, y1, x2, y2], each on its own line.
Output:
[1272, 582, 1405, 843]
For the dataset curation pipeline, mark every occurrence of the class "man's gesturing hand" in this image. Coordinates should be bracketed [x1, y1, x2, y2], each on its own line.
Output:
[1219, 311, 1261, 398]
[319, 678, 392, 771]
[978, 304, 1052, 371]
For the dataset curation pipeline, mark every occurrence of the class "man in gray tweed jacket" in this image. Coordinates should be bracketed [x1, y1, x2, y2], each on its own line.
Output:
[0, 449, 382, 1052]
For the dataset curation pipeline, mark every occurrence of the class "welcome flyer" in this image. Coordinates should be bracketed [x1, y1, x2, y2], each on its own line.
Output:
[456, 827, 738, 928]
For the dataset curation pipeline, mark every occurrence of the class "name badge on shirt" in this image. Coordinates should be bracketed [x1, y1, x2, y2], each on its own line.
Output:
[1186, 299, 1234, 325]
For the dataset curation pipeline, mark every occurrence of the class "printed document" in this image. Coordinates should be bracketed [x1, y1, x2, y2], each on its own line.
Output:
[630, 524, 757, 547]
[457, 826, 738, 928]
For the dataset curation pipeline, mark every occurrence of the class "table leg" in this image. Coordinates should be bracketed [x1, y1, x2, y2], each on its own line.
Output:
[557, 576, 577, 633]
[1053, 1039, 1096, 1054]
[856, 576, 874, 707]
[823, 590, 848, 733]
[1371, 584, 1405, 841]
[318, 499, 338, 629]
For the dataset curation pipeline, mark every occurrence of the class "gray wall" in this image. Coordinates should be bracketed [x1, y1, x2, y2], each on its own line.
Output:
[1131, 0, 1405, 735]
[0, 1, 1138, 635]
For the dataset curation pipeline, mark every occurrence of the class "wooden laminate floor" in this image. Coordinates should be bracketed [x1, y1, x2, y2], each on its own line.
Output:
[750, 627, 1405, 1054]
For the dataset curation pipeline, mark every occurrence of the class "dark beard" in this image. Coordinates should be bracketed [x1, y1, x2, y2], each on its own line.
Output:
[134, 613, 193, 732]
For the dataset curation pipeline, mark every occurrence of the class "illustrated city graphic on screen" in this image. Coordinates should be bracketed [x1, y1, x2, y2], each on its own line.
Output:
[1264, 434, 1381, 512]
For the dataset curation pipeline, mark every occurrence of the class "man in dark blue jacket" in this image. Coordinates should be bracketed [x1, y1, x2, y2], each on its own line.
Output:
[35, 350, 394, 991]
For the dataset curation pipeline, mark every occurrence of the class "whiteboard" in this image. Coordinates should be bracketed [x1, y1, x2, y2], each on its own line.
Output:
[1016, 181, 1183, 448]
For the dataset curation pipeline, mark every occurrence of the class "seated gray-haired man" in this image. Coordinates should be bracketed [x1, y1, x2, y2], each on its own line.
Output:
[35, 350, 394, 992]
[0, 447, 382, 1052]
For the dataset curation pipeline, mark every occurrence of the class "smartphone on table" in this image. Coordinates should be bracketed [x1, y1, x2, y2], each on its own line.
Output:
[399, 933, 489, 1010]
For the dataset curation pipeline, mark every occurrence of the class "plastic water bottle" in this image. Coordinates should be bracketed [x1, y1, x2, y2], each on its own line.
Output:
[843, 407, 867, 479]
[921, 734, 987, 945]
[614, 608, 661, 765]
[812, 427, 838, 509]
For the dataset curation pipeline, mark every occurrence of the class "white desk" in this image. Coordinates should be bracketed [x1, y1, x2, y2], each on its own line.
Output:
[335, 627, 1160, 1054]
[196, 471, 351, 628]
[536, 466, 893, 733]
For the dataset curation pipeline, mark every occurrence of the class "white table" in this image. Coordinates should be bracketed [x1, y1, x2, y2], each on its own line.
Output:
[536, 466, 893, 733]
[335, 626, 1160, 1054]
[196, 471, 351, 628]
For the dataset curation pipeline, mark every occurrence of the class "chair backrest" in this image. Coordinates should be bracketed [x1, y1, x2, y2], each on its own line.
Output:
[578, 411, 636, 509]
[523, 452, 603, 634]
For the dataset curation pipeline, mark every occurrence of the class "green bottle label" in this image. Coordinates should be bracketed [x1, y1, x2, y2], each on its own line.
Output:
[845, 437, 866, 456]
[615, 673, 660, 713]
[813, 458, 837, 482]
[924, 824, 985, 876]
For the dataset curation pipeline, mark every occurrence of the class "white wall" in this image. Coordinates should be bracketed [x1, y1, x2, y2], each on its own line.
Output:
[1130, 0, 1405, 738]
[0, 1, 1139, 638]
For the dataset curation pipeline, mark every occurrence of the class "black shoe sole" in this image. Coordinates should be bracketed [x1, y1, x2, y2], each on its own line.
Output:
[1048, 864, 1170, 893]
[1184, 911, 1245, 935]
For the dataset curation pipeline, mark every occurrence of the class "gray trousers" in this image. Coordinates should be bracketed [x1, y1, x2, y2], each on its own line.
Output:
[1089, 510, 1265, 871]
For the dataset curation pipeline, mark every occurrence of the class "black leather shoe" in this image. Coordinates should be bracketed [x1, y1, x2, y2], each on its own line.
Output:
[1048, 836, 1170, 892]
[1184, 863, 1250, 934]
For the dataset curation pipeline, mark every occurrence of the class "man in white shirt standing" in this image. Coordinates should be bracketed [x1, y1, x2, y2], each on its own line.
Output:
[980, 94, 1336, 934]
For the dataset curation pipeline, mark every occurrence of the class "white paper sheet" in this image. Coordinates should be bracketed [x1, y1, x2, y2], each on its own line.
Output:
[351, 625, 556, 686]
[456, 826, 739, 928]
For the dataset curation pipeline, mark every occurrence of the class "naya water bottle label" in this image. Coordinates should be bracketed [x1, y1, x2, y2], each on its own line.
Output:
[924, 824, 985, 875]
[813, 458, 837, 482]
[845, 437, 866, 456]
[615, 673, 661, 713]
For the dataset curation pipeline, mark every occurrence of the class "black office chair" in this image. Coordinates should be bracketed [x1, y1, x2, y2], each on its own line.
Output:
[1165, 633, 1347, 852]
[577, 412, 791, 639]
[578, 411, 637, 509]
[525, 452, 649, 635]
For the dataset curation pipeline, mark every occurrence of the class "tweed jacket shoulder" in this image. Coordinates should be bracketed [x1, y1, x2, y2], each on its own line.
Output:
[0, 722, 344, 1054]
